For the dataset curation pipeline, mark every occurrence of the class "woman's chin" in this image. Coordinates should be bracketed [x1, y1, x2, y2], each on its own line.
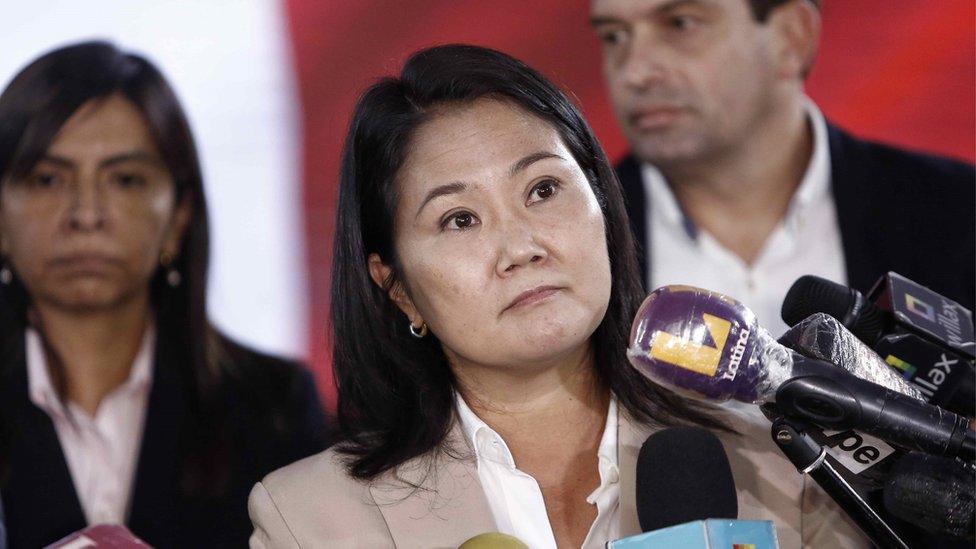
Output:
[37, 282, 136, 313]
[470, 326, 595, 371]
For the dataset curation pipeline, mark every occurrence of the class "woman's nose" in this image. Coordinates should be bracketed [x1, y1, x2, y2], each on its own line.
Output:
[66, 180, 107, 231]
[495, 220, 548, 275]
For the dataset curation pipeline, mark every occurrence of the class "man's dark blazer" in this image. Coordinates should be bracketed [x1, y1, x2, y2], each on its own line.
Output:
[616, 123, 976, 312]
[0, 330, 330, 548]
[617, 123, 974, 548]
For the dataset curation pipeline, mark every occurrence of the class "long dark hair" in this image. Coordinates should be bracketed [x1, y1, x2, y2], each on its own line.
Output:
[332, 44, 724, 480]
[0, 41, 225, 493]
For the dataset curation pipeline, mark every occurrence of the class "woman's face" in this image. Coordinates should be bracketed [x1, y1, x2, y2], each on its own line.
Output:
[0, 94, 189, 313]
[371, 98, 612, 373]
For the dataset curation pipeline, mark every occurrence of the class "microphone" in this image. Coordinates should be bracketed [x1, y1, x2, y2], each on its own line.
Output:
[609, 426, 778, 548]
[627, 285, 975, 461]
[782, 274, 975, 416]
[635, 427, 737, 532]
[457, 532, 528, 548]
[608, 521, 778, 548]
[883, 453, 975, 540]
[782, 275, 887, 345]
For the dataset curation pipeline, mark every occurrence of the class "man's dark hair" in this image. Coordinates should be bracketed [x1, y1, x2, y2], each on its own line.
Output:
[331, 43, 726, 480]
[749, 0, 820, 22]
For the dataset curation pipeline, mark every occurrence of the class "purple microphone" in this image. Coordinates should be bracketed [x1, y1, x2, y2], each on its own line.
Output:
[628, 285, 975, 461]
[627, 285, 785, 404]
[627, 285, 919, 404]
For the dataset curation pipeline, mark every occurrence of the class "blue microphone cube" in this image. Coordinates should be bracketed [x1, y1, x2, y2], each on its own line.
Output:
[607, 519, 778, 549]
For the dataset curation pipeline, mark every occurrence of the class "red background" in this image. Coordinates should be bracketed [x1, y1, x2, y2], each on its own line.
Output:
[284, 0, 976, 406]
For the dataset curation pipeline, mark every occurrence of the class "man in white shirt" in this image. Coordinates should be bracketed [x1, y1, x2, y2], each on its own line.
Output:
[589, 0, 975, 335]
[589, 1, 974, 547]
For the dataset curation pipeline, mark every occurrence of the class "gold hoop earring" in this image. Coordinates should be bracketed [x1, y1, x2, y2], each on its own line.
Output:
[408, 321, 428, 338]
[160, 251, 181, 287]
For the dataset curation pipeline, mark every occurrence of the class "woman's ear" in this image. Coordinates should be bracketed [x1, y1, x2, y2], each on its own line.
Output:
[367, 253, 422, 325]
[161, 193, 193, 260]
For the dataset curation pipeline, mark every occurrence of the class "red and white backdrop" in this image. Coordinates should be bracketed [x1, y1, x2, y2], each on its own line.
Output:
[4, 1, 973, 407]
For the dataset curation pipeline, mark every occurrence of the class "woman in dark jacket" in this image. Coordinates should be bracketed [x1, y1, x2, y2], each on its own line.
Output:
[0, 41, 329, 548]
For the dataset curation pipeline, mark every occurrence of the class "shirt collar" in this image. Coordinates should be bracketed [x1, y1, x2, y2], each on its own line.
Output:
[454, 392, 619, 470]
[595, 397, 618, 468]
[643, 97, 832, 240]
[27, 322, 156, 420]
[790, 98, 832, 213]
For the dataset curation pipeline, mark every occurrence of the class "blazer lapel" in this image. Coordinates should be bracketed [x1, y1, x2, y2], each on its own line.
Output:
[0, 330, 87, 546]
[616, 410, 655, 539]
[369, 423, 495, 548]
[125, 336, 184, 545]
[826, 123, 885, 294]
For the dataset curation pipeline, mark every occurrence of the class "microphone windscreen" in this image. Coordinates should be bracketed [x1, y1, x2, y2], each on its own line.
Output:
[884, 452, 975, 540]
[628, 285, 768, 403]
[636, 426, 737, 533]
[457, 532, 529, 549]
[781, 275, 886, 343]
[782, 275, 856, 327]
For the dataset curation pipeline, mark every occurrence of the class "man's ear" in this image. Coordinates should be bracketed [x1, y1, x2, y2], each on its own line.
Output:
[768, 0, 821, 80]
[367, 253, 422, 325]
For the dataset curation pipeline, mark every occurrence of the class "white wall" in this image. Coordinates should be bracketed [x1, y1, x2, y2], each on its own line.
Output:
[1, 0, 307, 359]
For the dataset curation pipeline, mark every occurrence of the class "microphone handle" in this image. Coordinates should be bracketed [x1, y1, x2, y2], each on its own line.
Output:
[771, 416, 911, 549]
[775, 355, 974, 461]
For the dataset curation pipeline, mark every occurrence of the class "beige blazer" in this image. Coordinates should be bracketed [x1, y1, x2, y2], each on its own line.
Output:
[249, 405, 868, 548]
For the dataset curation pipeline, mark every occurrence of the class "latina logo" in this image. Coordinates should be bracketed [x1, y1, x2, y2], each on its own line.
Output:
[648, 313, 742, 378]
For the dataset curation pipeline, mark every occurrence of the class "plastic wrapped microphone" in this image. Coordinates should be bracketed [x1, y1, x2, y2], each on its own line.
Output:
[627, 285, 974, 461]
[783, 274, 976, 417]
[778, 312, 922, 399]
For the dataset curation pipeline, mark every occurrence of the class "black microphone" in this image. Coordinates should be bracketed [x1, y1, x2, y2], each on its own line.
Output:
[884, 452, 975, 540]
[636, 426, 738, 533]
[782, 274, 975, 417]
[783, 275, 890, 345]
[628, 285, 975, 462]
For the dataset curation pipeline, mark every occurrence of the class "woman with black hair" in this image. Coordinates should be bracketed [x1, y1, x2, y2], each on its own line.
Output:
[0, 41, 329, 548]
[249, 45, 865, 548]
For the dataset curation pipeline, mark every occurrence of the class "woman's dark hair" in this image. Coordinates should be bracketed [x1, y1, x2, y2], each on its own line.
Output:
[0, 41, 226, 493]
[332, 44, 725, 480]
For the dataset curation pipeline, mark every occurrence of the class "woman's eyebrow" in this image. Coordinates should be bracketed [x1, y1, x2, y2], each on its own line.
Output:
[100, 150, 164, 168]
[413, 152, 565, 220]
[415, 181, 467, 219]
[509, 151, 565, 177]
[36, 154, 74, 169]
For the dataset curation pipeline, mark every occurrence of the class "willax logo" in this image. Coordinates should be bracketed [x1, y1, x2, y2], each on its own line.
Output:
[885, 355, 916, 380]
[905, 294, 936, 322]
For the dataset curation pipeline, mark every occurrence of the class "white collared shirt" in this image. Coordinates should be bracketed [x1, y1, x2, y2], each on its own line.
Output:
[455, 394, 620, 549]
[642, 99, 847, 339]
[26, 326, 155, 526]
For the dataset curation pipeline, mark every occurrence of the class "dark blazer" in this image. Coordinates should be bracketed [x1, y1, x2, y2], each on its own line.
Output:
[0, 330, 330, 548]
[616, 123, 976, 312]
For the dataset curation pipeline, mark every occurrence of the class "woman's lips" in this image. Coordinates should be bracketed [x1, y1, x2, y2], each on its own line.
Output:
[49, 253, 122, 274]
[505, 286, 562, 312]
